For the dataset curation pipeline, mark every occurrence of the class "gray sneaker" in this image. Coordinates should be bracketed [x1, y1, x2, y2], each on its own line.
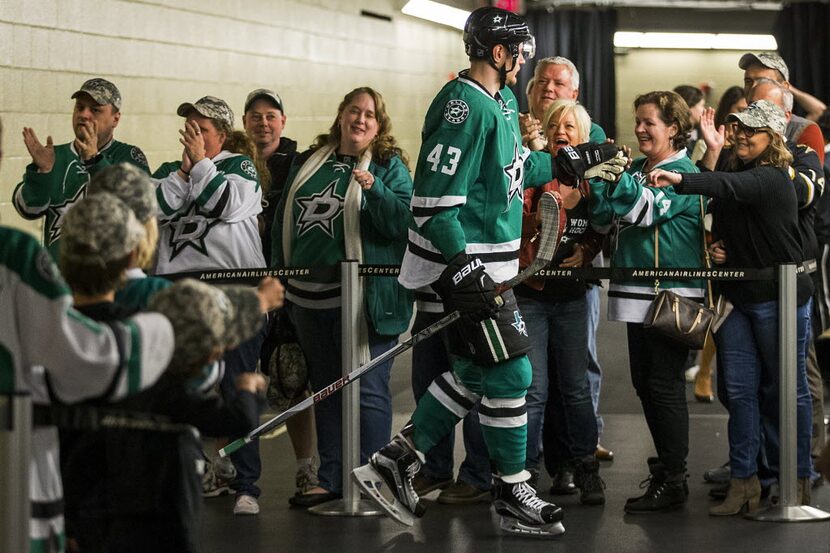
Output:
[437, 480, 490, 505]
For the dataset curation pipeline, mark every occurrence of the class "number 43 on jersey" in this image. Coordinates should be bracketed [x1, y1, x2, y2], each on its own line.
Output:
[427, 144, 461, 176]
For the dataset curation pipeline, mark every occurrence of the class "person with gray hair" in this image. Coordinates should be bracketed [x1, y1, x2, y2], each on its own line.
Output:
[13, 77, 150, 261]
[521, 56, 606, 151]
[740, 52, 825, 165]
[521, 54, 613, 462]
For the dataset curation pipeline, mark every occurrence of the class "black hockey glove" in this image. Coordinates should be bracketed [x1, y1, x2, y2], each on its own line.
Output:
[554, 143, 621, 186]
[434, 253, 500, 323]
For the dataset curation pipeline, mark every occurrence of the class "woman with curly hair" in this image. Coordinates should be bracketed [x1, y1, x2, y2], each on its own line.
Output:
[272, 87, 414, 507]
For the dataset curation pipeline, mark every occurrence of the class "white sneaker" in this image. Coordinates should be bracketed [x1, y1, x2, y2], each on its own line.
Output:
[233, 494, 260, 516]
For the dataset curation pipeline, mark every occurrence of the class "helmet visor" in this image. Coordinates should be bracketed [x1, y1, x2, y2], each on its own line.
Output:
[520, 36, 536, 60]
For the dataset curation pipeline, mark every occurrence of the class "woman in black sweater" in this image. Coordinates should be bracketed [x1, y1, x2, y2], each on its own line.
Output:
[650, 99, 814, 516]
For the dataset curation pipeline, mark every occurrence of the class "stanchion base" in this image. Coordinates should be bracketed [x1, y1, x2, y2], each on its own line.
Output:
[307, 498, 385, 517]
[745, 504, 830, 522]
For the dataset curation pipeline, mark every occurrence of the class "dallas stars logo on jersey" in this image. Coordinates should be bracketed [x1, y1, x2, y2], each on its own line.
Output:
[166, 203, 221, 260]
[503, 141, 524, 211]
[46, 186, 86, 245]
[296, 180, 344, 238]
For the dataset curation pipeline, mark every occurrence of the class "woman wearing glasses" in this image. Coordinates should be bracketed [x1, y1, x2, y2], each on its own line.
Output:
[649, 100, 814, 515]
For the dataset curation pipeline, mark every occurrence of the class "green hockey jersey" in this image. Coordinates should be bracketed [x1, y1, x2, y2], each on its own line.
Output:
[589, 150, 705, 323]
[0, 226, 173, 552]
[13, 139, 149, 260]
[399, 71, 553, 290]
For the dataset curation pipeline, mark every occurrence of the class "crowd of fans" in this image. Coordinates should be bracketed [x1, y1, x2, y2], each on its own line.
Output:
[4, 41, 830, 552]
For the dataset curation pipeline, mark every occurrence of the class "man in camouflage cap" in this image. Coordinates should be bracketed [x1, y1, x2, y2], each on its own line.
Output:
[13, 77, 150, 261]
[740, 52, 825, 165]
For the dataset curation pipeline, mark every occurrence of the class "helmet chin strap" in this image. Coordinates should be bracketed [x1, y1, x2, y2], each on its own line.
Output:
[488, 48, 519, 90]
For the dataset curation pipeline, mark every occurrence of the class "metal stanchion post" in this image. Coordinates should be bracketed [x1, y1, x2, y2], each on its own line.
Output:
[309, 260, 382, 517]
[747, 264, 830, 522]
[1, 392, 32, 552]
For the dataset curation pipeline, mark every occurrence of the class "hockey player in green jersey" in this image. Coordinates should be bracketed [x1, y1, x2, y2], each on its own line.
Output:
[13, 78, 150, 261]
[353, 7, 626, 538]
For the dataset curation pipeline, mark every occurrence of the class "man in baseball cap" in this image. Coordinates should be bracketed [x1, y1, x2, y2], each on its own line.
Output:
[13, 77, 150, 261]
[242, 89, 297, 266]
[740, 52, 825, 165]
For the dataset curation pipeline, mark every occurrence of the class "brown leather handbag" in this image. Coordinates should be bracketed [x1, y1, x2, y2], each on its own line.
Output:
[643, 197, 715, 350]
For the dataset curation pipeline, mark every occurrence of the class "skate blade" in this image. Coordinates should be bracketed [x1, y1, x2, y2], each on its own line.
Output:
[352, 464, 417, 527]
[498, 516, 565, 538]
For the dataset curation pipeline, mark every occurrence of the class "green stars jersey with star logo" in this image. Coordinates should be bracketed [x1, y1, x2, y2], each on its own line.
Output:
[13, 140, 149, 261]
[399, 71, 553, 290]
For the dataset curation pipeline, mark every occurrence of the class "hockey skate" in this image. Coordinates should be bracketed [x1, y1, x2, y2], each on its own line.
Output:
[352, 429, 426, 527]
[492, 477, 565, 537]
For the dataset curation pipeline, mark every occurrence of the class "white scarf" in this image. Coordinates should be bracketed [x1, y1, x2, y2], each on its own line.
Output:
[281, 143, 372, 365]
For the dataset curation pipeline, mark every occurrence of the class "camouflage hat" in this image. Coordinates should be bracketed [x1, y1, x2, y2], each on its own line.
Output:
[71, 78, 122, 110]
[244, 89, 285, 114]
[218, 285, 265, 349]
[267, 342, 309, 411]
[149, 279, 229, 370]
[61, 193, 145, 266]
[727, 99, 787, 136]
[739, 52, 789, 83]
[88, 163, 156, 223]
[176, 96, 234, 128]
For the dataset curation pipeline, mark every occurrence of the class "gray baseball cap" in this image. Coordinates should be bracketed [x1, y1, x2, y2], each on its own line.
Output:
[176, 96, 234, 128]
[727, 99, 787, 136]
[71, 78, 122, 110]
[739, 52, 789, 83]
[149, 280, 263, 370]
[61, 193, 145, 265]
[88, 163, 156, 223]
[244, 89, 285, 114]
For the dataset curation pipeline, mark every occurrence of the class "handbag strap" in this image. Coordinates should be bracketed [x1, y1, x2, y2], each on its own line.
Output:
[651, 196, 714, 309]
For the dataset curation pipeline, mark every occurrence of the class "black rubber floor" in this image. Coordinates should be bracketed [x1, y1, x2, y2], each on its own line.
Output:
[201, 292, 830, 553]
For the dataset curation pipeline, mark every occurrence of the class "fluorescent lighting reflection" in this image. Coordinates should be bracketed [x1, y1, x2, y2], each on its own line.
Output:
[614, 31, 778, 50]
[401, 0, 470, 30]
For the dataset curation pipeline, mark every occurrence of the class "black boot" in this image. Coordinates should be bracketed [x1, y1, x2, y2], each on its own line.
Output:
[574, 456, 606, 506]
[625, 458, 664, 505]
[549, 464, 577, 495]
[624, 470, 688, 514]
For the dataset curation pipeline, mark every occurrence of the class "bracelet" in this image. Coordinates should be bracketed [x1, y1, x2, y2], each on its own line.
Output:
[180, 168, 190, 176]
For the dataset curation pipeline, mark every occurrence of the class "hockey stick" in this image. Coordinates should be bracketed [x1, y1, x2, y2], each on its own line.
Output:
[219, 192, 560, 458]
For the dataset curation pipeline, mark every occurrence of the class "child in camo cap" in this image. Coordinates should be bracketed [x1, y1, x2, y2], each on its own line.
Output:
[88, 162, 172, 310]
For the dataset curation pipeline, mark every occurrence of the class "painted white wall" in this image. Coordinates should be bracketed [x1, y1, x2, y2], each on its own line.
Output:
[0, 0, 469, 236]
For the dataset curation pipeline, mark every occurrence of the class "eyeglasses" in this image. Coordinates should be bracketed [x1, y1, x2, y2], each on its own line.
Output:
[732, 122, 761, 138]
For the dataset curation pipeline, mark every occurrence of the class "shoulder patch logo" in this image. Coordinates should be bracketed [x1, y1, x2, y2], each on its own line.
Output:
[241, 159, 258, 180]
[444, 99, 469, 125]
[130, 147, 148, 167]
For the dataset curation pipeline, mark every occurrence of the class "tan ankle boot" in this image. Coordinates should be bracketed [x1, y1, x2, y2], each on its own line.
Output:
[694, 364, 714, 403]
[709, 475, 761, 516]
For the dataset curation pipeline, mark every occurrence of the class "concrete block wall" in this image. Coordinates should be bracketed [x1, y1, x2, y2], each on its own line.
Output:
[0, 0, 468, 236]
[614, 49, 749, 149]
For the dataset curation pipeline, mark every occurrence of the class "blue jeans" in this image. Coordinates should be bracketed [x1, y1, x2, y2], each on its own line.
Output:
[518, 295, 597, 471]
[715, 300, 813, 478]
[410, 311, 491, 490]
[288, 302, 394, 494]
[585, 284, 604, 440]
[220, 319, 268, 498]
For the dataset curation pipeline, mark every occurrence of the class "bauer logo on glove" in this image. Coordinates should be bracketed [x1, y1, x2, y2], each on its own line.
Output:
[554, 142, 621, 185]
[451, 257, 484, 286]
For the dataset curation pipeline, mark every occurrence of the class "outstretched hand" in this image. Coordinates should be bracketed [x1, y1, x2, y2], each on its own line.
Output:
[22, 127, 56, 173]
[257, 277, 285, 312]
[647, 168, 682, 188]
